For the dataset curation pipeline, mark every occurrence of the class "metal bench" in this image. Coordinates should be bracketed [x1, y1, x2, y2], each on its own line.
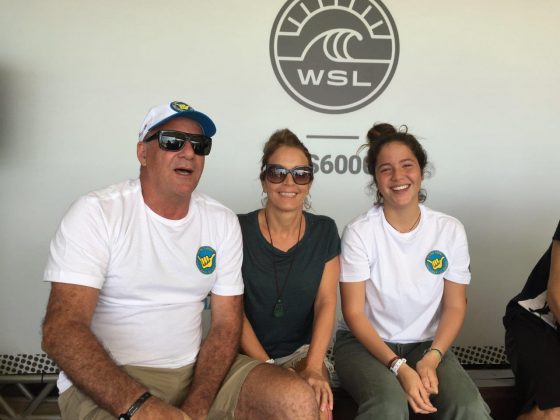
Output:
[1, 345, 513, 419]
[0, 354, 60, 420]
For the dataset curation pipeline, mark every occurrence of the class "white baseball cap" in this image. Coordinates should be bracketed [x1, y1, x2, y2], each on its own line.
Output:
[138, 100, 216, 141]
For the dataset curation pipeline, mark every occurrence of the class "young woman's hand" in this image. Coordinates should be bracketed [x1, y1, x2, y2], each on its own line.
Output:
[415, 350, 441, 395]
[396, 363, 437, 414]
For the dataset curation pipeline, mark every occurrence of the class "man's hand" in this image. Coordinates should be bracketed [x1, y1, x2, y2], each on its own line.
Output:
[135, 397, 192, 420]
[180, 402, 208, 420]
[396, 364, 437, 414]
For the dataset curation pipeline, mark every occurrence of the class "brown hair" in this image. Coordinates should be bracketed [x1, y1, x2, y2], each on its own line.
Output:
[259, 129, 313, 181]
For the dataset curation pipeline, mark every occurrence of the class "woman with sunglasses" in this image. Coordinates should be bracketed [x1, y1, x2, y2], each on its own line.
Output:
[238, 129, 340, 419]
[334, 123, 491, 419]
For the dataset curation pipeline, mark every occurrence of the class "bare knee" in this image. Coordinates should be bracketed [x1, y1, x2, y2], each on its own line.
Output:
[236, 364, 318, 420]
[283, 371, 318, 419]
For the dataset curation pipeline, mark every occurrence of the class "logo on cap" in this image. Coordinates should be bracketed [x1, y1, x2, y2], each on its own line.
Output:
[270, 0, 399, 114]
[171, 101, 192, 112]
[196, 246, 216, 275]
[425, 250, 448, 275]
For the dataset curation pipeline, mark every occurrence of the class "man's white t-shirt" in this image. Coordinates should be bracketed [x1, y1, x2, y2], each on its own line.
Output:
[338, 205, 471, 343]
[43, 179, 243, 392]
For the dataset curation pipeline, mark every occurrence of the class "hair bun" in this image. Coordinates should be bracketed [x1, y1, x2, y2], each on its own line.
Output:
[367, 123, 397, 142]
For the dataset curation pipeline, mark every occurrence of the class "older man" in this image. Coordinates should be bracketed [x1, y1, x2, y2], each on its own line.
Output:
[42, 101, 318, 420]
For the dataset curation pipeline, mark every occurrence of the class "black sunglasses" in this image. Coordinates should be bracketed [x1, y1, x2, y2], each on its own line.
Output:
[144, 130, 212, 156]
[265, 164, 314, 185]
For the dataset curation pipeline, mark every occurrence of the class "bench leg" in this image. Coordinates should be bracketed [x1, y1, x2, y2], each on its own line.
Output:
[22, 382, 57, 417]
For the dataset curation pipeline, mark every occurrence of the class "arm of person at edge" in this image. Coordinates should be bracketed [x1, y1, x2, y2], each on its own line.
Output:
[42, 283, 190, 420]
[340, 281, 437, 415]
[180, 293, 243, 420]
[547, 240, 560, 324]
[297, 255, 339, 413]
[415, 280, 467, 396]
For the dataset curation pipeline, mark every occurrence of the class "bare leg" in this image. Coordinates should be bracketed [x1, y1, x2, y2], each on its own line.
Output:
[235, 364, 319, 420]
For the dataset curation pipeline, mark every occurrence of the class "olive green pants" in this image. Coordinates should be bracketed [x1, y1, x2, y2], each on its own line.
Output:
[334, 330, 492, 420]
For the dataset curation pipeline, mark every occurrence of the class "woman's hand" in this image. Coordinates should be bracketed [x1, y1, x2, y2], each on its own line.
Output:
[298, 367, 333, 413]
[416, 350, 441, 395]
[396, 364, 437, 414]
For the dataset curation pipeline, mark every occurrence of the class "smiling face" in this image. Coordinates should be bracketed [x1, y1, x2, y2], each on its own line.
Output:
[137, 117, 205, 214]
[262, 146, 311, 213]
[374, 141, 423, 210]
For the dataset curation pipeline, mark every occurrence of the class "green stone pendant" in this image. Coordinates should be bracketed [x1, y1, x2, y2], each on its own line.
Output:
[273, 299, 285, 318]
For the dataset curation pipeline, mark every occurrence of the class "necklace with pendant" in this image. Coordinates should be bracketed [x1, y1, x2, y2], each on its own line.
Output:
[264, 210, 303, 318]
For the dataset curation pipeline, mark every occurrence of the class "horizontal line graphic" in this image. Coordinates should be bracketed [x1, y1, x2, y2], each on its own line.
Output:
[306, 135, 360, 140]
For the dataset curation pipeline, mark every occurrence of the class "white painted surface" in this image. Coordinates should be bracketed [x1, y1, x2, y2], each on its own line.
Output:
[0, 1, 558, 353]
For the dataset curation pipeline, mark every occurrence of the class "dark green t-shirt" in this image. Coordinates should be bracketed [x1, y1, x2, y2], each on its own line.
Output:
[238, 210, 340, 359]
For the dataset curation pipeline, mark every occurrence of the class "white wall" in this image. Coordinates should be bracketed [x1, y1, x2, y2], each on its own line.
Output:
[1, 0, 559, 353]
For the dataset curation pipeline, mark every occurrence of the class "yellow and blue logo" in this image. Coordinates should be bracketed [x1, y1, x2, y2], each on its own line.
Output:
[171, 101, 191, 112]
[425, 250, 448, 274]
[196, 246, 216, 275]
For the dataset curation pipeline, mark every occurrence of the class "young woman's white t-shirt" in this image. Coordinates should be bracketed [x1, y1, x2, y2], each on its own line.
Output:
[338, 204, 470, 343]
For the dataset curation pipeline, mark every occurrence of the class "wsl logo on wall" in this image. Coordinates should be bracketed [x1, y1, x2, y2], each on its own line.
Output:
[270, 0, 399, 114]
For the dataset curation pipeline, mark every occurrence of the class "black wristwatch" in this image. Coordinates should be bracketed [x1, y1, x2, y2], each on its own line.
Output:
[118, 391, 152, 420]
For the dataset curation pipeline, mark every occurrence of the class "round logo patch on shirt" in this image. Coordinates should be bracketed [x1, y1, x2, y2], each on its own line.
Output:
[196, 246, 216, 275]
[425, 250, 448, 274]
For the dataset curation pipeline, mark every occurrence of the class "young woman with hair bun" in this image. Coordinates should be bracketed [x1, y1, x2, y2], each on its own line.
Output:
[334, 123, 491, 419]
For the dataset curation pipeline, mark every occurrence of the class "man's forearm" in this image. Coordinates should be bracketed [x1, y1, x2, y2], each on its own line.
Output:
[43, 320, 146, 416]
[181, 322, 241, 418]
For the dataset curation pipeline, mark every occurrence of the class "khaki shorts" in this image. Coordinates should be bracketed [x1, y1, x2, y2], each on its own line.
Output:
[58, 354, 261, 420]
[274, 344, 335, 382]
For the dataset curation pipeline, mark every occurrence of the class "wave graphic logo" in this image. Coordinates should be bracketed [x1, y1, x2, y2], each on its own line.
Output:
[270, 0, 399, 114]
